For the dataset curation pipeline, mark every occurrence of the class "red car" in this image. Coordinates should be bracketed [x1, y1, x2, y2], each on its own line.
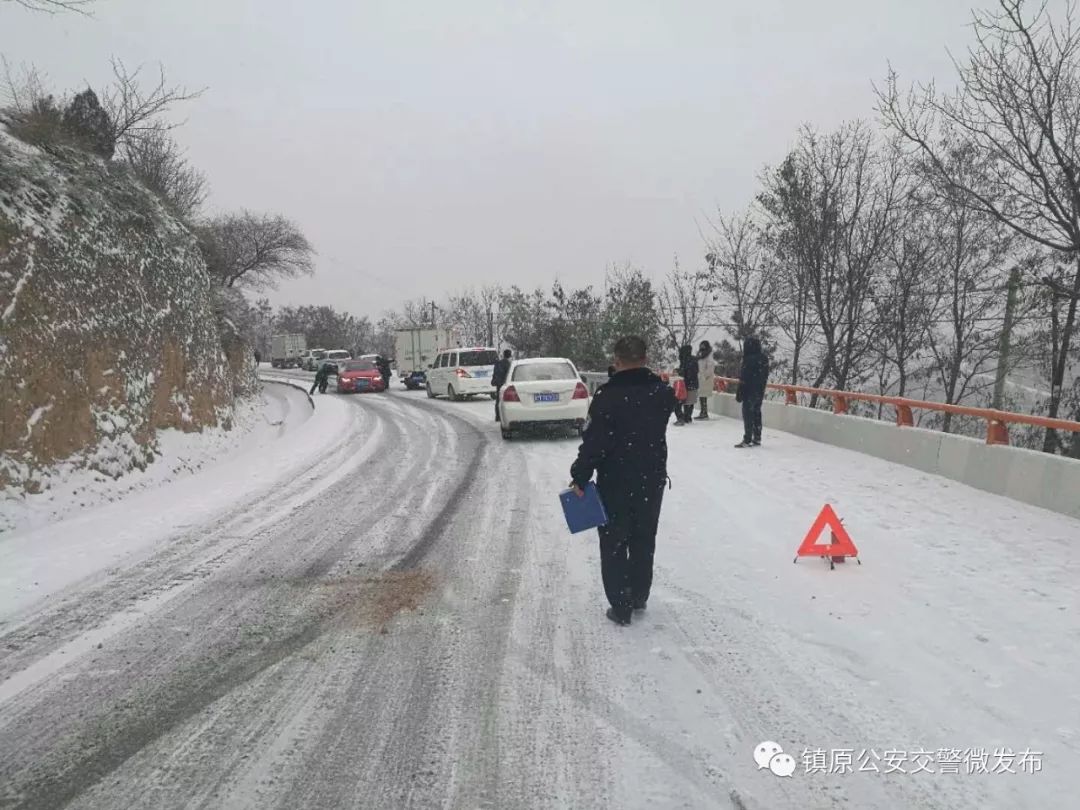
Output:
[336, 360, 386, 394]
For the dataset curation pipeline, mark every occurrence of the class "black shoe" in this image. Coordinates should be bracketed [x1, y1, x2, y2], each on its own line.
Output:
[697, 414, 709, 420]
[752, 439, 761, 446]
[606, 607, 632, 626]
[632, 599, 648, 612]
[735, 440, 752, 448]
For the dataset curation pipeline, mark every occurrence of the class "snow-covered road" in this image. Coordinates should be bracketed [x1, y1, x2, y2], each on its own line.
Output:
[1, 381, 1078, 809]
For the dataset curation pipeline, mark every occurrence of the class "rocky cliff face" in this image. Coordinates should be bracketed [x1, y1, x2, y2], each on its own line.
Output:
[0, 124, 244, 494]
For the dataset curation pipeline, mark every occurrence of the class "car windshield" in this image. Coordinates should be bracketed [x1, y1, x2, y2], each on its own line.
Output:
[342, 361, 375, 372]
[512, 362, 576, 382]
[458, 350, 498, 366]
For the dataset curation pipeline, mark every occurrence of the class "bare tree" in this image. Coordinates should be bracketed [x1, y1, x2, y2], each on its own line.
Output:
[121, 132, 207, 220]
[198, 212, 315, 289]
[656, 258, 709, 357]
[444, 286, 502, 345]
[758, 123, 900, 391]
[704, 209, 778, 341]
[924, 156, 1017, 431]
[878, 0, 1080, 450]
[101, 58, 204, 155]
[872, 192, 940, 399]
[4, 0, 94, 13]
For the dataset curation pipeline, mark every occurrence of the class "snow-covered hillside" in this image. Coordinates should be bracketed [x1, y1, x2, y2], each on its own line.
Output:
[0, 123, 247, 496]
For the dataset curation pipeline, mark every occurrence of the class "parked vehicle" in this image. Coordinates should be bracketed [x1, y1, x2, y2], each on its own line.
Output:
[401, 370, 427, 390]
[298, 349, 314, 369]
[425, 347, 499, 401]
[270, 334, 307, 369]
[325, 349, 351, 363]
[304, 349, 328, 371]
[336, 359, 386, 394]
[498, 357, 589, 440]
[396, 328, 456, 387]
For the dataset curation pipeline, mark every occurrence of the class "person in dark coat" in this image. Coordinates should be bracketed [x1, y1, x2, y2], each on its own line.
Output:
[491, 349, 512, 421]
[570, 335, 677, 626]
[674, 344, 699, 426]
[735, 336, 769, 447]
[375, 356, 392, 391]
[310, 361, 331, 395]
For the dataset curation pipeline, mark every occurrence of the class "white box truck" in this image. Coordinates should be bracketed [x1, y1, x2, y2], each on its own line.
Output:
[270, 334, 307, 368]
[395, 328, 457, 389]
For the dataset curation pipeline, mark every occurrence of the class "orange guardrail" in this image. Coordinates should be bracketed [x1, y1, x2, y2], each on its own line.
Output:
[710, 376, 1080, 446]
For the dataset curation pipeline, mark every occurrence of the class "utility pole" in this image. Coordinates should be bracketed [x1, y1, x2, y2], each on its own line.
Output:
[992, 265, 1022, 411]
[430, 301, 438, 327]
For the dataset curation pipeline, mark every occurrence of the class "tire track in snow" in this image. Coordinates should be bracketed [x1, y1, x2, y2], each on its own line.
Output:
[0, 392, 497, 810]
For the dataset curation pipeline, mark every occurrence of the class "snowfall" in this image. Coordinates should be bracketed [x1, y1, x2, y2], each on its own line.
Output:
[1, 373, 1078, 810]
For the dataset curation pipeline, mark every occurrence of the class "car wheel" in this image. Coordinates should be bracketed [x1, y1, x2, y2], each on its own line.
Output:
[448, 384, 459, 402]
[501, 427, 512, 440]
[426, 382, 435, 399]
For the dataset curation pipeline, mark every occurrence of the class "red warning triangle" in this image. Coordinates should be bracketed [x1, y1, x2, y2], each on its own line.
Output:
[796, 504, 859, 558]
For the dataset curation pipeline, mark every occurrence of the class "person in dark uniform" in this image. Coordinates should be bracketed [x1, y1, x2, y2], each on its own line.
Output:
[735, 336, 769, 447]
[570, 336, 677, 627]
[309, 361, 331, 395]
[375, 356, 392, 391]
[674, 344, 699, 426]
[491, 349, 512, 421]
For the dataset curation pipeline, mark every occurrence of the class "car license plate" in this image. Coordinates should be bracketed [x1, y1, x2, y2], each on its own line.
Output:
[474, 370, 490, 378]
[357, 379, 368, 388]
[534, 393, 559, 403]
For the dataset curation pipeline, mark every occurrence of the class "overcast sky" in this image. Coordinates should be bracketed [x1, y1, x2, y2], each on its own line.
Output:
[4, 0, 977, 319]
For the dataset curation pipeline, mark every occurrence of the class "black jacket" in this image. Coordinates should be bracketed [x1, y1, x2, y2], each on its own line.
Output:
[314, 363, 332, 384]
[678, 347, 700, 391]
[492, 357, 511, 388]
[570, 368, 677, 498]
[738, 337, 769, 401]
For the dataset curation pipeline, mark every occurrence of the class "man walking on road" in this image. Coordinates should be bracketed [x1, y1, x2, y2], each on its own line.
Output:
[735, 336, 769, 447]
[491, 349, 512, 421]
[570, 336, 677, 627]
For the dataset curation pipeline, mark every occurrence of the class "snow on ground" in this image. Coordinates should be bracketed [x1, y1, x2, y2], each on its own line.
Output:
[0, 380, 349, 617]
[432, 391, 1080, 808]
[3, 395, 260, 536]
[3, 380, 1078, 808]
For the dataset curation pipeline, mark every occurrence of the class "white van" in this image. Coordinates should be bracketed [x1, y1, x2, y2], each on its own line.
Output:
[426, 347, 499, 401]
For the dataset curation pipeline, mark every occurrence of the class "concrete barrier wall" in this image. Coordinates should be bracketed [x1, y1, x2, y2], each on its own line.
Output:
[710, 392, 1080, 520]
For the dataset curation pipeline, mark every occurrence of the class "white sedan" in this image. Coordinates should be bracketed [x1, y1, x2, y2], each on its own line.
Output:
[499, 357, 590, 440]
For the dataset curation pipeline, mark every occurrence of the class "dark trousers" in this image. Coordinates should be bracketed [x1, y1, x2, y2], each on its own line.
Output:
[309, 379, 327, 395]
[597, 484, 665, 611]
[697, 396, 709, 418]
[494, 386, 502, 421]
[742, 396, 763, 442]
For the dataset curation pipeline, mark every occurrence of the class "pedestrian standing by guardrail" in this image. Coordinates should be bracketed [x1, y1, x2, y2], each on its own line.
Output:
[696, 341, 715, 420]
[570, 335, 677, 626]
[735, 337, 769, 447]
[674, 345, 699, 426]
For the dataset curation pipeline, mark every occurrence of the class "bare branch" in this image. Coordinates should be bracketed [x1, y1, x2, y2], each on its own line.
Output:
[101, 58, 205, 151]
[5, 0, 94, 14]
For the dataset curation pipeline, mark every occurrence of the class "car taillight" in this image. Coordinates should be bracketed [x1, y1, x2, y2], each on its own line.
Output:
[573, 382, 589, 399]
[502, 385, 520, 402]
[455, 368, 471, 378]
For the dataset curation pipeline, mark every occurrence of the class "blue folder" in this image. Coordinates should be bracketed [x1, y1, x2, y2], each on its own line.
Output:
[559, 482, 609, 534]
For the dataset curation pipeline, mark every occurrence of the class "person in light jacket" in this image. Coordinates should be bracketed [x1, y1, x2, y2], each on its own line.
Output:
[696, 340, 715, 420]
